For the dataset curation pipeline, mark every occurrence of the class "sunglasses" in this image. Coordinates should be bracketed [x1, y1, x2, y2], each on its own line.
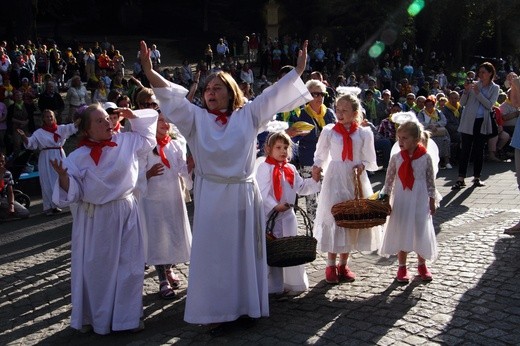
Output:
[310, 92, 326, 98]
[141, 102, 158, 109]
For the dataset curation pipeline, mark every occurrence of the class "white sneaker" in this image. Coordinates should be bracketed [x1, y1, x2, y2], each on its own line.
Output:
[445, 163, 453, 169]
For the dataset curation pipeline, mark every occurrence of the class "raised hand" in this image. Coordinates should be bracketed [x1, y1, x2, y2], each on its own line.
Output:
[295, 40, 308, 76]
[139, 41, 153, 72]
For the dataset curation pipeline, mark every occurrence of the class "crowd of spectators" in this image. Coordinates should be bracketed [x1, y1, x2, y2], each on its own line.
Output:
[1, 33, 519, 171]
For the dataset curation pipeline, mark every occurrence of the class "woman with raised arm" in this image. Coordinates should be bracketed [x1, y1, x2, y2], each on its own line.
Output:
[140, 39, 311, 336]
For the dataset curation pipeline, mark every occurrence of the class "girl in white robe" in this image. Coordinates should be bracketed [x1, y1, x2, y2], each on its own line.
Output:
[256, 132, 320, 295]
[139, 114, 192, 299]
[312, 94, 382, 284]
[18, 109, 77, 215]
[379, 121, 439, 283]
[51, 104, 157, 335]
[140, 40, 312, 333]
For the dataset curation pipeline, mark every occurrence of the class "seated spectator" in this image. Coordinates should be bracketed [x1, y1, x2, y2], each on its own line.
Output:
[443, 91, 463, 163]
[402, 93, 416, 112]
[0, 152, 30, 219]
[377, 102, 402, 143]
[376, 89, 393, 125]
[499, 88, 519, 138]
[487, 107, 510, 162]
[361, 111, 391, 170]
[417, 95, 452, 169]
[362, 89, 378, 124]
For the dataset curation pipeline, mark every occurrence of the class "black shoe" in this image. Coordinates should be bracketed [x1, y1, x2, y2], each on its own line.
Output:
[208, 322, 234, 337]
[451, 180, 466, 190]
[472, 178, 485, 187]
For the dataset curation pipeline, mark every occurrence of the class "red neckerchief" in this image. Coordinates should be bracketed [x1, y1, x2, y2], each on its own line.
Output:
[42, 123, 61, 143]
[0, 175, 5, 191]
[208, 109, 230, 125]
[156, 135, 171, 168]
[398, 144, 427, 190]
[333, 122, 359, 161]
[265, 156, 295, 201]
[78, 138, 117, 165]
[113, 121, 121, 133]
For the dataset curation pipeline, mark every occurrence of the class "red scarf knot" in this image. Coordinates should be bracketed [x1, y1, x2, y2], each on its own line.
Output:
[156, 135, 171, 168]
[398, 144, 427, 190]
[208, 109, 231, 125]
[78, 138, 118, 165]
[265, 156, 295, 201]
[333, 122, 358, 161]
[0, 177, 5, 192]
[113, 121, 121, 133]
[42, 123, 61, 143]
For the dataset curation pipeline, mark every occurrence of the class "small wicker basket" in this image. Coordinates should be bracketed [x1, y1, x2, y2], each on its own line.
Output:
[331, 169, 391, 229]
[266, 205, 317, 267]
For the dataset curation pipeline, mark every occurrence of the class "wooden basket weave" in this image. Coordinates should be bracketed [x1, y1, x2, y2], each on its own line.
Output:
[331, 169, 391, 229]
[266, 205, 317, 268]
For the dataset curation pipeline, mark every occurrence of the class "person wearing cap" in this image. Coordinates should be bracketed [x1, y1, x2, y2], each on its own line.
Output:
[17, 109, 78, 215]
[376, 89, 393, 125]
[402, 93, 416, 112]
[418, 95, 452, 169]
[362, 89, 377, 123]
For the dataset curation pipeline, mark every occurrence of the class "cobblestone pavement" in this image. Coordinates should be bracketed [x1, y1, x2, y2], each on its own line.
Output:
[1, 160, 520, 345]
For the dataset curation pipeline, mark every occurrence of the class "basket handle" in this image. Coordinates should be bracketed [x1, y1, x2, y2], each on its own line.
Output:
[353, 167, 363, 200]
[265, 205, 314, 238]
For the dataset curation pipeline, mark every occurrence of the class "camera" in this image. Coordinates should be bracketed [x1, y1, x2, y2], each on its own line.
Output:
[466, 78, 474, 84]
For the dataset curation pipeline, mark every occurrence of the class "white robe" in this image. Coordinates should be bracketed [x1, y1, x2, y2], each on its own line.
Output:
[138, 139, 192, 265]
[52, 111, 157, 335]
[379, 152, 439, 261]
[24, 123, 77, 211]
[256, 160, 320, 294]
[313, 124, 382, 254]
[154, 69, 311, 324]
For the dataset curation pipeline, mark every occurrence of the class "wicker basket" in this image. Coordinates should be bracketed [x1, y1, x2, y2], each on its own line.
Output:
[331, 169, 391, 229]
[266, 205, 317, 267]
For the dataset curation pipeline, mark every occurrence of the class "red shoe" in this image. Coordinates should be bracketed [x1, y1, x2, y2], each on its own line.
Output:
[325, 266, 339, 284]
[396, 266, 410, 283]
[417, 264, 433, 281]
[165, 269, 181, 289]
[337, 264, 356, 282]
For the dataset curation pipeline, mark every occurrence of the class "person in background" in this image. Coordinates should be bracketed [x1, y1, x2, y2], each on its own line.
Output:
[17, 109, 78, 215]
[504, 72, 520, 234]
[0, 152, 30, 219]
[452, 62, 499, 190]
[38, 81, 65, 122]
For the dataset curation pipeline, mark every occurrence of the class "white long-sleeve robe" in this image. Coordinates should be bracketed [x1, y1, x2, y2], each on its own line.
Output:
[24, 123, 77, 211]
[52, 111, 157, 335]
[138, 139, 192, 265]
[256, 160, 320, 293]
[154, 69, 311, 324]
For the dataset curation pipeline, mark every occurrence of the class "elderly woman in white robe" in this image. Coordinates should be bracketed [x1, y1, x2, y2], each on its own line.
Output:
[51, 104, 157, 335]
